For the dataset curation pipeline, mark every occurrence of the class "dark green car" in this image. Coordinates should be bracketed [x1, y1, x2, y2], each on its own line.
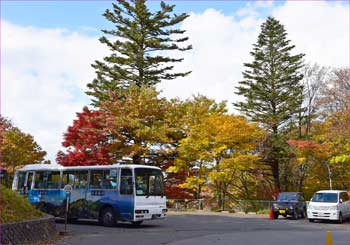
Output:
[272, 192, 307, 219]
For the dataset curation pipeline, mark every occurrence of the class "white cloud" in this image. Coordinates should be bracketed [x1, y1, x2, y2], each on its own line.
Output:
[159, 0, 349, 108]
[1, 21, 109, 162]
[272, 1, 349, 68]
[2, 1, 349, 162]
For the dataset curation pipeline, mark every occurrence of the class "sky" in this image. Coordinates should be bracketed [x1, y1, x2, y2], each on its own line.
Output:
[1, 0, 349, 163]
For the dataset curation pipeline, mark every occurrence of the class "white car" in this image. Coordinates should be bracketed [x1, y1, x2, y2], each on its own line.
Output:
[307, 190, 350, 223]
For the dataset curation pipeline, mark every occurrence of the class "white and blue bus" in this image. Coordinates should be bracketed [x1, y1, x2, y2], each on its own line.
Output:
[12, 164, 167, 226]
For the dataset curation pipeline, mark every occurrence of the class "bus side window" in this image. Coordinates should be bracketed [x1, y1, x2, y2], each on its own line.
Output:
[34, 171, 45, 189]
[120, 169, 133, 195]
[61, 171, 76, 188]
[106, 170, 118, 189]
[76, 171, 88, 189]
[61, 171, 88, 189]
[46, 171, 60, 189]
[90, 170, 104, 189]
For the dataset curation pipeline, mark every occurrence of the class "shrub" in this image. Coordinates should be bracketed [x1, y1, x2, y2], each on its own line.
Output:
[0, 185, 44, 223]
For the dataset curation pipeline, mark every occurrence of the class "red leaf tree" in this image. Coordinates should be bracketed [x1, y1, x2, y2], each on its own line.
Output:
[57, 107, 113, 166]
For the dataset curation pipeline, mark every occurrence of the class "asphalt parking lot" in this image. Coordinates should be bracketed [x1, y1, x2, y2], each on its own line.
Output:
[55, 212, 350, 244]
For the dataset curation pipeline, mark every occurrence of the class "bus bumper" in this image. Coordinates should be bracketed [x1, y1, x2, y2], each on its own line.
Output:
[134, 207, 167, 221]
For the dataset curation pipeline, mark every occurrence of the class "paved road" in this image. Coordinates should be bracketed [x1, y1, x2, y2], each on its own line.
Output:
[55, 212, 350, 244]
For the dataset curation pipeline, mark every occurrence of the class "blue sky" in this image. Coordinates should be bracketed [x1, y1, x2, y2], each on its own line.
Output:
[1, 0, 349, 162]
[1, 1, 277, 34]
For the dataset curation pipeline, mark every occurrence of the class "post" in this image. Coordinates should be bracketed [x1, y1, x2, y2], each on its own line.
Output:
[60, 184, 72, 236]
[64, 192, 70, 232]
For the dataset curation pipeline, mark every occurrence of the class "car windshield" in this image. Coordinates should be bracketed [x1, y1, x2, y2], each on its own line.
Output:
[277, 193, 298, 201]
[135, 168, 165, 196]
[312, 193, 338, 203]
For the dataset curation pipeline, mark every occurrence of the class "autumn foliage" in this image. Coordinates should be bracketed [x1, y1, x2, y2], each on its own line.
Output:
[56, 107, 113, 166]
[0, 116, 46, 173]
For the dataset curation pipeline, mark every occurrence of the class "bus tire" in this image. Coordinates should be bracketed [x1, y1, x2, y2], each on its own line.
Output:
[99, 207, 117, 227]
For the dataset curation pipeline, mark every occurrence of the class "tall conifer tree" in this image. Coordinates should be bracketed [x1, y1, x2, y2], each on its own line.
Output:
[87, 0, 192, 105]
[234, 17, 304, 190]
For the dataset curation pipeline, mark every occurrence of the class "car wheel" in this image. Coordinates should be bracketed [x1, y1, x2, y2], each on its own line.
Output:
[131, 221, 143, 226]
[273, 213, 279, 219]
[293, 210, 298, 220]
[99, 207, 117, 227]
[338, 212, 343, 224]
[309, 219, 315, 223]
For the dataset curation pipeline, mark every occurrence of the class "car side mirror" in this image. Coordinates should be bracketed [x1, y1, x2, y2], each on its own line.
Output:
[310, 198, 313, 202]
[339, 198, 343, 203]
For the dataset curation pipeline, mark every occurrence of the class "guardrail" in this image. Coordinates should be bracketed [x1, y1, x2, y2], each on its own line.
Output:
[167, 199, 205, 210]
[167, 199, 311, 213]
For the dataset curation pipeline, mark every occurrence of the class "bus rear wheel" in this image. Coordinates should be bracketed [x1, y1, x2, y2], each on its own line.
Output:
[99, 207, 117, 227]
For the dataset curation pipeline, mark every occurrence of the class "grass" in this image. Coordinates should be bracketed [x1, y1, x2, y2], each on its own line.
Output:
[0, 185, 44, 224]
[256, 209, 270, 214]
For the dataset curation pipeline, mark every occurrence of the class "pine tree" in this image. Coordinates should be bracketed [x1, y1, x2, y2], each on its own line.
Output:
[87, 0, 192, 105]
[234, 17, 304, 190]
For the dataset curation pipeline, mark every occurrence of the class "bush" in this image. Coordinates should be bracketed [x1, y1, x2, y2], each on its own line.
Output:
[0, 185, 44, 223]
[256, 209, 270, 214]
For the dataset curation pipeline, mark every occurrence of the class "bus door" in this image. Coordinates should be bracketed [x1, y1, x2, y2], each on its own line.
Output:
[25, 171, 34, 195]
[12, 171, 27, 194]
[86, 169, 119, 219]
[118, 168, 134, 221]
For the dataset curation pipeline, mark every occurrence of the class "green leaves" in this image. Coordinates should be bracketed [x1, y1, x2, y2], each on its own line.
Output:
[235, 17, 304, 134]
[234, 17, 305, 191]
[86, 0, 192, 105]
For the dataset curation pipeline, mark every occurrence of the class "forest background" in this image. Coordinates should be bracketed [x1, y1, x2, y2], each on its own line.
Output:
[1, 0, 349, 211]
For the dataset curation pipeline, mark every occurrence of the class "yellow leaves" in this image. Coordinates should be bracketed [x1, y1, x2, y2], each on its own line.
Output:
[330, 155, 350, 165]
[176, 113, 263, 166]
[1, 127, 46, 172]
[166, 166, 179, 173]
[297, 157, 306, 164]
[208, 171, 229, 182]
[179, 176, 206, 191]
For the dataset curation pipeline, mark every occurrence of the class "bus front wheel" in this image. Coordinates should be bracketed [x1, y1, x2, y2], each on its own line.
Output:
[99, 207, 117, 227]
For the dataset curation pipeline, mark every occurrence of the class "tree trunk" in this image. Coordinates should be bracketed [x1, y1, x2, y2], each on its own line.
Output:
[221, 191, 225, 211]
[132, 154, 142, 165]
[271, 161, 280, 192]
[326, 163, 333, 190]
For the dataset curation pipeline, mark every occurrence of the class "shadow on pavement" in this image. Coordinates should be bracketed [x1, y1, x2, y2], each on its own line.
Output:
[55, 218, 160, 229]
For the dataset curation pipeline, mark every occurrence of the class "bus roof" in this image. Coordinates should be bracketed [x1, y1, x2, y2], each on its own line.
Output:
[17, 163, 161, 172]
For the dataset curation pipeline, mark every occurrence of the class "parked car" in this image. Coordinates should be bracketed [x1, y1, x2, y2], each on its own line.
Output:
[272, 192, 306, 219]
[307, 190, 350, 223]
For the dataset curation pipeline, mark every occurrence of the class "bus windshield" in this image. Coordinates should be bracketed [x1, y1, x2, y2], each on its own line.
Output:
[135, 168, 165, 196]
